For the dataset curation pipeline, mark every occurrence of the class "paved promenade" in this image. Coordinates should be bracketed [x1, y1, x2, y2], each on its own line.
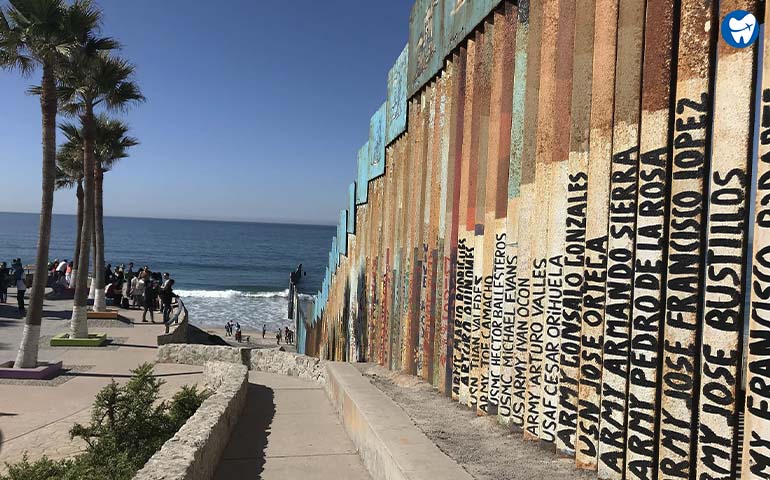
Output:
[0, 294, 204, 471]
[215, 371, 371, 480]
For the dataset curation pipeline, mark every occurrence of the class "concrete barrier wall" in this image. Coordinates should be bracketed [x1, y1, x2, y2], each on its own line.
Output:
[306, 0, 770, 478]
[250, 348, 326, 384]
[324, 363, 473, 480]
[157, 344, 251, 367]
[133, 361, 248, 480]
[157, 344, 325, 384]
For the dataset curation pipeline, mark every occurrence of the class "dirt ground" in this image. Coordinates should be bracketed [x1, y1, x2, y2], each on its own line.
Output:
[356, 364, 594, 480]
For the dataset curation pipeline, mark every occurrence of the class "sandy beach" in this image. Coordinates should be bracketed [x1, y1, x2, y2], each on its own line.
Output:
[203, 326, 297, 352]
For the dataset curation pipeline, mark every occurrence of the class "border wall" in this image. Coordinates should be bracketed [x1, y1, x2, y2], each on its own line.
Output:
[304, 0, 770, 478]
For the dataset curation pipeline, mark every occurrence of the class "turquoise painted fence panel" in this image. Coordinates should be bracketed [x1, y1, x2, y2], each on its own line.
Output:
[443, 0, 503, 54]
[348, 183, 356, 234]
[338, 210, 348, 257]
[408, 0, 444, 97]
[330, 238, 337, 275]
[387, 45, 409, 145]
[369, 103, 387, 180]
[356, 142, 370, 205]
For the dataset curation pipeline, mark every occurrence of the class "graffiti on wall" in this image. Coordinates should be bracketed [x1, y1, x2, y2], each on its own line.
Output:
[356, 142, 369, 205]
[387, 45, 409, 145]
[369, 103, 387, 180]
[304, 1, 770, 479]
[443, 0, 504, 55]
[408, 0, 444, 97]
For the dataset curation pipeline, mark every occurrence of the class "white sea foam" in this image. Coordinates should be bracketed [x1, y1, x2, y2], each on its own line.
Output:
[176, 289, 289, 299]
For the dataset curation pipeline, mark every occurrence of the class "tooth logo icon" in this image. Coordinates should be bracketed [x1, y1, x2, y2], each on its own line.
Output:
[721, 10, 759, 48]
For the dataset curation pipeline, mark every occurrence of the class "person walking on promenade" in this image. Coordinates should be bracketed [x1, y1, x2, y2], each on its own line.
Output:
[262, 324, 266, 338]
[0, 262, 8, 303]
[142, 277, 158, 323]
[12, 259, 26, 315]
[130, 273, 142, 308]
[160, 278, 176, 327]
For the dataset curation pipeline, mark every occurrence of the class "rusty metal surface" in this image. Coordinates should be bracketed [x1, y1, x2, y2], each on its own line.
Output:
[557, 0, 593, 456]
[743, 11, 770, 475]
[519, 0, 543, 441]
[624, 0, 675, 475]
[658, 0, 716, 477]
[306, 2, 766, 479]
[576, 0, 620, 467]
[595, 0, 645, 474]
[695, 0, 756, 477]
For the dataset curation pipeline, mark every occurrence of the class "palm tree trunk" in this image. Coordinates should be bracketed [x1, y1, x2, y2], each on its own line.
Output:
[88, 220, 96, 299]
[93, 165, 106, 311]
[71, 179, 84, 288]
[15, 63, 57, 368]
[71, 106, 95, 339]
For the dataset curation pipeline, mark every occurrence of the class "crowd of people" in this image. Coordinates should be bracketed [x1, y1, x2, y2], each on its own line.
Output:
[99, 263, 178, 325]
[4, 257, 296, 345]
[0, 259, 28, 314]
[0, 257, 180, 327]
[224, 321, 295, 345]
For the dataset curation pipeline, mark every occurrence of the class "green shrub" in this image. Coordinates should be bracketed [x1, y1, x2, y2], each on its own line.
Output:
[0, 455, 71, 480]
[1, 363, 210, 480]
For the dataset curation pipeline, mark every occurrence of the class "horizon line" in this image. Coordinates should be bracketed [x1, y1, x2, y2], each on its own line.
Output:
[0, 210, 336, 228]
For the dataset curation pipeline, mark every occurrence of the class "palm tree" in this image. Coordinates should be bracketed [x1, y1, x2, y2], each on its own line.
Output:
[58, 52, 144, 337]
[1, 0, 115, 368]
[56, 122, 85, 287]
[58, 116, 138, 304]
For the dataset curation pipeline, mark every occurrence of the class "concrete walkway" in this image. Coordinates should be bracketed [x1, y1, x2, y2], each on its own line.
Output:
[214, 371, 371, 480]
[0, 295, 204, 471]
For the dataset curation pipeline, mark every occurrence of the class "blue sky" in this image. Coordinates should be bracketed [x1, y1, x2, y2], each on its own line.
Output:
[0, 0, 413, 225]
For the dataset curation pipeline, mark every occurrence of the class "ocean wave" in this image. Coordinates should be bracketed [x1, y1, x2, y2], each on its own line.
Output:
[176, 289, 289, 299]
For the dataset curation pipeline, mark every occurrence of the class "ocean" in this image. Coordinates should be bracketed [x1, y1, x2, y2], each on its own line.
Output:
[0, 212, 333, 332]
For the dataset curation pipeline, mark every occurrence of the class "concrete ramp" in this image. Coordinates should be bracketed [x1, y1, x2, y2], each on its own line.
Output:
[324, 362, 473, 480]
[214, 371, 370, 480]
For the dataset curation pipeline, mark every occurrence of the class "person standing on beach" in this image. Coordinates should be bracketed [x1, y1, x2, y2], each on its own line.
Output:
[262, 324, 266, 339]
[129, 274, 141, 308]
[12, 259, 26, 314]
[276, 329, 282, 345]
[142, 277, 158, 323]
[0, 262, 8, 303]
[160, 278, 176, 326]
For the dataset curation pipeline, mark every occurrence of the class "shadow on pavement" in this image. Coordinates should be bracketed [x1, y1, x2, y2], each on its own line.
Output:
[65, 370, 202, 379]
[214, 383, 275, 479]
[110, 342, 158, 350]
